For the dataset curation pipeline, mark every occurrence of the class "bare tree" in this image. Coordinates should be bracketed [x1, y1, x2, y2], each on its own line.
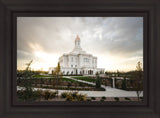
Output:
[133, 61, 143, 101]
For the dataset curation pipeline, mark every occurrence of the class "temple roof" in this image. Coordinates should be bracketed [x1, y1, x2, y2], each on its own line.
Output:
[61, 35, 96, 57]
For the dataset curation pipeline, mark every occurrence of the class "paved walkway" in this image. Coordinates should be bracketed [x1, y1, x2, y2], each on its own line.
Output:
[17, 76, 143, 97]
[64, 76, 143, 97]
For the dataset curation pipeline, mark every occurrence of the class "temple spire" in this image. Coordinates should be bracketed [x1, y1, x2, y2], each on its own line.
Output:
[75, 35, 81, 49]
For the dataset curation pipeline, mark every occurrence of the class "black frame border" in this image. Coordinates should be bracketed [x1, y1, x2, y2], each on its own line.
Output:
[12, 12, 148, 107]
[0, 0, 159, 118]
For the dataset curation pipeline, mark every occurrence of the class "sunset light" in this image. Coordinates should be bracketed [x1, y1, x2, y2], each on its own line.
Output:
[17, 17, 143, 72]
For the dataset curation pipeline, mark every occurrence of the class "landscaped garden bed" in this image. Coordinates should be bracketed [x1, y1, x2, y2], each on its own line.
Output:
[17, 77, 105, 91]
[17, 89, 143, 102]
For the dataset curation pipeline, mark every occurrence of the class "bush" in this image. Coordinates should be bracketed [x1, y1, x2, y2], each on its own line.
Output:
[33, 90, 43, 99]
[71, 92, 78, 99]
[91, 97, 96, 100]
[100, 99, 104, 102]
[43, 90, 58, 100]
[140, 97, 143, 101]
[114, 97, 119, 101]
[96, 74, 101, 88]
[101, 96, 106, 100]
[50, 92, 56, 99]
[66, 95, 74, 101]
[76, 94, 87, 101]
[61, 92, 69, 98]
[122, 78, 127, 90]
[17, 89, 58, 101]
[17, 90, 24, 100]
[87, 99, 92, 101]
[125, 97, 131, 101]
[64, 92, 87, 101]
[43, 90, 51, 100]
[17, 89, 39, 101]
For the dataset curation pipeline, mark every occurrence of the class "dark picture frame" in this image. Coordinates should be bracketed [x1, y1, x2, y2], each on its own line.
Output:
[0, 0, 160, 118]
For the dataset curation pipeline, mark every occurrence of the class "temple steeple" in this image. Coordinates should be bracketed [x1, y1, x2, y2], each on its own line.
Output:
[70, 35, 86, 54]
[75, 35, 81, 49]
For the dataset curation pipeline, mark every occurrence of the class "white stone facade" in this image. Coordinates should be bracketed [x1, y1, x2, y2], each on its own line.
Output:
[49, 35, 105, 75]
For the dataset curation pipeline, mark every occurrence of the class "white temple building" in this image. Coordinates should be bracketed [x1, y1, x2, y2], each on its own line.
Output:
[48, 35, 105, 75]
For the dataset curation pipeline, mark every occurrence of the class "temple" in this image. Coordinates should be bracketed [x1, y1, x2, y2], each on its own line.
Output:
[48, 35, 105, 75]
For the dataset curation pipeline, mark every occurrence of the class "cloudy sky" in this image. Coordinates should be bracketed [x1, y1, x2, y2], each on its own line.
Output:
[17, 17, 143, 72]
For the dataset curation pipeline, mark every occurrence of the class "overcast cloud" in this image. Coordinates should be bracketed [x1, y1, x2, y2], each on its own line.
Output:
[17, 17, 143, 71]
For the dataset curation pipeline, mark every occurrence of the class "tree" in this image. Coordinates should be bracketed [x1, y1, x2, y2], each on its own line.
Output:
[23, 60, 33, 88]
[18, 60, 35, 101]
[96, 72, 101, 89]
[117, 70, 120, 77]
[105, 78, 107, 86]
[52, 62, 61, 77]
[122, 77, 127, 90]
[51, 62, 62, 96]
[55, 62, 61, 77]
[133, 61, 143, 101]
[52, 62, 62, 85]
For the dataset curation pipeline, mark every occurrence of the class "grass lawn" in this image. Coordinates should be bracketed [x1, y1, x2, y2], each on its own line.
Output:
[72, 76, 96, 83]
[32, 74, 52, 78]
[62, 77, 82, 83]
[18, 76, 95, 87]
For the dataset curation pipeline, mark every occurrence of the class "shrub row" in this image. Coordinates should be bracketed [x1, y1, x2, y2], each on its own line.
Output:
[23, 85, 105, 91]
[17, 90, 58, 101]
[61, 92, 87, 101]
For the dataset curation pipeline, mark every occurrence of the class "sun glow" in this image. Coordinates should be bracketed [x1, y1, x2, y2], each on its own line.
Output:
[17, 51, 142, 72]
[29, 51, 60, 71]
[17, 17, 143, 72]
[97, 54, 143, 72]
